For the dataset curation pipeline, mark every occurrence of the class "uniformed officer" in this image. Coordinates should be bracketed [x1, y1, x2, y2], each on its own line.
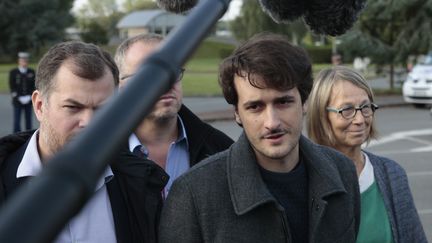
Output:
[9, 52, 36, 132]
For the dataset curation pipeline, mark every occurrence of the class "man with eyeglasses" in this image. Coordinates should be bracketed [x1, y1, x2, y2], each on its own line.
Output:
[115, 33, 233, 197]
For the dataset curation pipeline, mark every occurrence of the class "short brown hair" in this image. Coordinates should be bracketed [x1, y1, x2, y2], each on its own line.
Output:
[306, 66, 378, 146]
[218, 32, 313, 106]
[36, 41, 119, 98]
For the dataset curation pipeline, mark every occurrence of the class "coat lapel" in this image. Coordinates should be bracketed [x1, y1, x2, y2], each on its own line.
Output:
[299, 136, 348, 242]
[227, 133, 276, 215]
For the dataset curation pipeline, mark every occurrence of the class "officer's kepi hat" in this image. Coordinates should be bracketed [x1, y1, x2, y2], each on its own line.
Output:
[18, 52, 30, 59]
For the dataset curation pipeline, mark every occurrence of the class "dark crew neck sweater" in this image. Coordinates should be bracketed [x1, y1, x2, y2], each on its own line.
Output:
[259, 158, 309, 243]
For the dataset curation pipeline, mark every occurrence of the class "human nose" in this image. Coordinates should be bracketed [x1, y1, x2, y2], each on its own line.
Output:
[264, 107, 281, 130]
[78, 110, 94, 128]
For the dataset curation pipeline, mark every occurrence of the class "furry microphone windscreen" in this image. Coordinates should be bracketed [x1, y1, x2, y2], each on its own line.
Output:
[156, 0, 366, 36]
[157, 0, 198, 13]
[303, 0, 366, 36]
[258, 0, 307, 23]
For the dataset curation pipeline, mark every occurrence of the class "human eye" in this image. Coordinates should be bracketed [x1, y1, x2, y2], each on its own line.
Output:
[245, 102, 263, 112]
[341, 106, 355, 118]
[278, 97, 293, 105]
[360, 104, 373, 115]
[273, 96, 294, 109]
[63, 104, 81, 113]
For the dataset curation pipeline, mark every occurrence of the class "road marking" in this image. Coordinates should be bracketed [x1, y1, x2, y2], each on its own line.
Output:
[418, 209, 432, 215]
[366, 128, 432, 148]
[405, 136, 432, 146]
[407, 171, 432, 176]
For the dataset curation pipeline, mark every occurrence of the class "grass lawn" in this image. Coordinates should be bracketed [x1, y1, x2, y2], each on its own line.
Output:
[0, 61, 398, 96]
[181, 60, 336, 96]
[0, 64, 16, 93]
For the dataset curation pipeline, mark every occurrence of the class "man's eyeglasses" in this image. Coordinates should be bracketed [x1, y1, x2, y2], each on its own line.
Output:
[326, 103, 379, 119]
[121, 67, 185, 82]
[176, 68, 185, 81]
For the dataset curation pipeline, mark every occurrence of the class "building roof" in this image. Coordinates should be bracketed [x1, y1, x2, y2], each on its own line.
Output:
[117, 9, 185, 29]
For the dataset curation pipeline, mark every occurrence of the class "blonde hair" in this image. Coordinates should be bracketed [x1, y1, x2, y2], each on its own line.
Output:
[306, 66, 377, 147]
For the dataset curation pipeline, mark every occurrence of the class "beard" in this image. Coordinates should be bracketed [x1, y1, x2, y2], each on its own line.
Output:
[39, 118, 71, 160]
[147, 108, 178, 123]
[147, 100, 181, 123]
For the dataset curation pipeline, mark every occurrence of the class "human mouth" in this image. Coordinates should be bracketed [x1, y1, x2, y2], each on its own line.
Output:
[159, 95, 175, 101]
[159, 95, 175, 102]
[263, 131, 286, 142]
[348, 129, 366, 136]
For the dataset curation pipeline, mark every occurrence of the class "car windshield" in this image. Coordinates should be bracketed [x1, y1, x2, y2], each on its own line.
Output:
[423, 54, 432, 65]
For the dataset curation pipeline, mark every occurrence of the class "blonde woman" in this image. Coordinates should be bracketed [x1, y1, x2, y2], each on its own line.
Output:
[306, 66, 426, 243]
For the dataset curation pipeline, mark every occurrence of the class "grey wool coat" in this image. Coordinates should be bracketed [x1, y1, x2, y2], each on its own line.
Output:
[159, 134, 361, 243]
[365, 151, 427, 243]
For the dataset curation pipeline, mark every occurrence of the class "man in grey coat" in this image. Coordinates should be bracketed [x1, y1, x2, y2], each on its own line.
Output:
[159, 33, 361, 243]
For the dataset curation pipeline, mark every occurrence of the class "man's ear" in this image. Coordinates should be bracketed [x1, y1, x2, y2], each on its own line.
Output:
[302, 99, 308, 116]
[32, 90, 44, 122]
[234, 109, 242, 126]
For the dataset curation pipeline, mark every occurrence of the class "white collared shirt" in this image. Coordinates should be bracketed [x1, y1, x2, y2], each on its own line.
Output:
[358, 152, 375, 193]
[18, 67, 28, 74]
[17, 131, 117, 243]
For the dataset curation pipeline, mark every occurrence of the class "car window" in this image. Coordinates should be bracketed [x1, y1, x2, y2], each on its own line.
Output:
[424, 55, 432, 65]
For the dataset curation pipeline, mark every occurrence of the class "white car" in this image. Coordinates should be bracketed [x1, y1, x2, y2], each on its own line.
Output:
[402, 54, 432, 107]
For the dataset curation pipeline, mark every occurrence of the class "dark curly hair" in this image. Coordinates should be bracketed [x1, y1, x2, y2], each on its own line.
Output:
[218, 32, 313, 107]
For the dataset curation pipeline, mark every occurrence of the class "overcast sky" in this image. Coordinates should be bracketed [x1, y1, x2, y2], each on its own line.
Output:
[73, 0, 242, 20]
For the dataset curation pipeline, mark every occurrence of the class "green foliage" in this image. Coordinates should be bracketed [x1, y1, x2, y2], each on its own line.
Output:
[75, 0, 160, 46]
[80, 21, 109, 45]
[229, 0, 307, 44]
[340, 0, 432, 64]
[304, 45, 333, 64]
[0, 0, 74, 59]
[182, 72, 222, 96]
[191, 40, 236, 59]
[122, 0, 158, 12]
[76, 0, 124, 42]
[339, 0, 432, 88]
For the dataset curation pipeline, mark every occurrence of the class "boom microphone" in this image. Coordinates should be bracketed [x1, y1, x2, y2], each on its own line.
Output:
[304, 0, 366, 36]
[258, 0, 306, 22]
[156, 0, 367, 36]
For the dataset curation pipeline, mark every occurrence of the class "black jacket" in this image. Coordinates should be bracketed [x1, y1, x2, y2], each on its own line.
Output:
[0, 130, 168, 243]
[9, 68, 36, 106]
[178, 105, 234, 166]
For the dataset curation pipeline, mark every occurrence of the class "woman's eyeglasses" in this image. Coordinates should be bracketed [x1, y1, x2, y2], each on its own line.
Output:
[326, 103, 379, 119]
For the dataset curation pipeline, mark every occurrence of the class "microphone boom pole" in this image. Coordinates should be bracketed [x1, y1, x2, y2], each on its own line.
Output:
[0, 0, 230, 242]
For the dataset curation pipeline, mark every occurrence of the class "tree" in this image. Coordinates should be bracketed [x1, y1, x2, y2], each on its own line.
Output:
[80, 20, 109, 45]
[0, 0, 74, 59]
[340, 0, 432, 89]
[122, 0, 158, 12]
[76, 0, 122, 44]
[230, 0, 307, 45]
[75, 0, 159, 45]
